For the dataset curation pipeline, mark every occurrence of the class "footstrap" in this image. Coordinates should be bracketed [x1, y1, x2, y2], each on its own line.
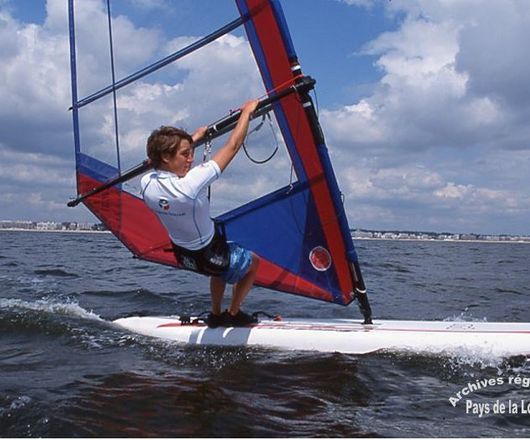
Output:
[179, 312, 209, 326]
[252, 311, 282, 321]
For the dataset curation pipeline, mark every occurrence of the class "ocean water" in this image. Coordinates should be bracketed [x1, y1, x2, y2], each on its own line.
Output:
[1, 230, 529, 437]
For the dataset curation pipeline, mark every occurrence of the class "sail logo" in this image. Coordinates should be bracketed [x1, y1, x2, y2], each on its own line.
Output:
[158, 198, 170, 211]
[309, 246, 332, 271]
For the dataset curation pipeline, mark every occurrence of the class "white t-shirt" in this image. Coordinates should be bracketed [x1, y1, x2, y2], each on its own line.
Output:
[140, 160, 221, 250]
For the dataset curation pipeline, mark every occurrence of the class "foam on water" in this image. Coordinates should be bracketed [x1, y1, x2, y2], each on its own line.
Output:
[0, 298, 103, 322]
[443, 308, 489, 322]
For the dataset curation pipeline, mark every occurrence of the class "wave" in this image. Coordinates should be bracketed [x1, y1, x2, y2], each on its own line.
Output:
[34, 269, 79, 278]
[0, 395, 33, 422]
[494, 287, 525, 296]
[0, 298, 132, 352]
[0, 298, 102, 322]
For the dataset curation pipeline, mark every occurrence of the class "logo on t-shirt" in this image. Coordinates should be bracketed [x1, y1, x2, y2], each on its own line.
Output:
[158, 198, 170, 211]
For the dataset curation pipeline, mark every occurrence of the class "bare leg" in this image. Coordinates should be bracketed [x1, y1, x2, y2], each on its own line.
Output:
[210, 276, 226, 315]
[228, 254, 259, 315]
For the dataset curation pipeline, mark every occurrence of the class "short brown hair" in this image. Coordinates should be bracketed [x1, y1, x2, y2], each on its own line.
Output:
[146, 126, 193, 168]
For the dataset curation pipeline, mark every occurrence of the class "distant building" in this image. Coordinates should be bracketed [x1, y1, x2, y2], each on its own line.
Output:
[1, 220, 527, 241]
[352, 229, 373, 238]
[0, 220, 36, 229]
[36, 221, 68, 230]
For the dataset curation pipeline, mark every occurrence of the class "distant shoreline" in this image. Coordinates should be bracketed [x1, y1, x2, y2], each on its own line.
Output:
[0, 228, 110, 234]
[353, 237, 530, 244]
[1, 228, 528, 244]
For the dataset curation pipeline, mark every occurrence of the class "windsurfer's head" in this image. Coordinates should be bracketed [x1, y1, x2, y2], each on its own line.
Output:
[147, 126, 194, 177]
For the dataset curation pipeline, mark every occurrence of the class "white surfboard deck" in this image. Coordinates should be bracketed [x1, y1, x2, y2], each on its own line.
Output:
[113, 316, 530, 357]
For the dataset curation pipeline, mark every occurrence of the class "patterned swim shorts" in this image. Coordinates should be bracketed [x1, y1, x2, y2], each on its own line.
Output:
[220, 242, 253, 284]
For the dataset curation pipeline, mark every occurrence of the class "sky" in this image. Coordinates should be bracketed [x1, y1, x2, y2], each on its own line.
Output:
[0, 0, 529, 235]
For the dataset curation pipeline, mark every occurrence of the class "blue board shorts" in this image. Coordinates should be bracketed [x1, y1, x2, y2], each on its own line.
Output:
[220, 242, 253, 284]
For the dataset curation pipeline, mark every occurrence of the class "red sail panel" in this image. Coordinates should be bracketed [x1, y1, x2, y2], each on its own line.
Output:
[78, 173, 178, 268]
[235, 0, 357, 303]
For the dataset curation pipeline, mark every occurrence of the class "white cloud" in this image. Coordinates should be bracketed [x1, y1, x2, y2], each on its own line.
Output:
[340, 162, 530, 232]
[129, 0, 170, 11]
[325, 0, 530, 233]
[342, 165, 445, 203]
[324, 14, 504, 154]
[1, 0, 529, 235]
[90, 32, 263, 170]
[0, 0, 271, 223]
[339, 0, 375, 9]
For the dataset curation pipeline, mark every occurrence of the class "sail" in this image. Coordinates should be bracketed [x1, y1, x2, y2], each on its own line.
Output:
[68, 0, 367, 307]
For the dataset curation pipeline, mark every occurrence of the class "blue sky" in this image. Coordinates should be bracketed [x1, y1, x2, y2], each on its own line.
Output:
[1, 0, 529, 235]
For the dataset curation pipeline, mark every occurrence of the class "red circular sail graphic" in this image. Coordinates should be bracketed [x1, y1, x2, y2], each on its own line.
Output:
[309, 246, 332, 271]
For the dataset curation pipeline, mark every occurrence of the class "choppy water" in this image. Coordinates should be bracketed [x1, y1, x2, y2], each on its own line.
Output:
[1, 230, 529, 437]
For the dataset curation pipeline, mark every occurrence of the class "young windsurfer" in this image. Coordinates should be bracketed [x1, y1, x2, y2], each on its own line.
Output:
[140, 100, 260, 328]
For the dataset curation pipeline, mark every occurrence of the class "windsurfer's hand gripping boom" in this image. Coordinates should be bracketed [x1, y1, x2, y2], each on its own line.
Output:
[209, 100, 259, 172]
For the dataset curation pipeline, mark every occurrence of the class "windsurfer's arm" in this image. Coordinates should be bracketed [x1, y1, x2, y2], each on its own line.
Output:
[191, 126, 208, 144]
[212, 99, 259, 172]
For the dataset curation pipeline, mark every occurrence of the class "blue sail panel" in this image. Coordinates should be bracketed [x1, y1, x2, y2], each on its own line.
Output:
[234, 0, 365, 303]
[217, 183, 345, 304]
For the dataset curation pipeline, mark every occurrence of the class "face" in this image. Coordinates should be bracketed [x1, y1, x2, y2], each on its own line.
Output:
[161, 139, 194, 177]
